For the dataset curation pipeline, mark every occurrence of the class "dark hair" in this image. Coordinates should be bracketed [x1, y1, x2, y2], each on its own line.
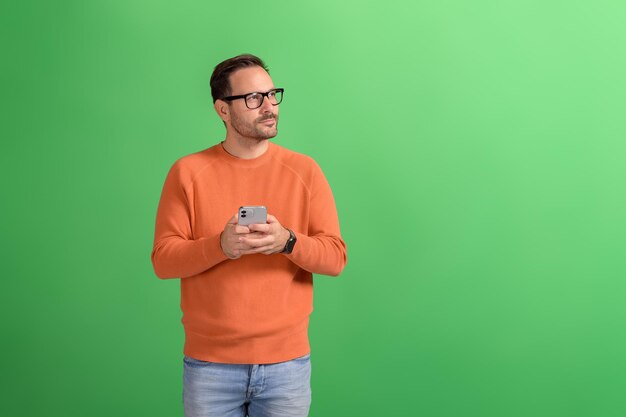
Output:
[210, 54, 269, 103]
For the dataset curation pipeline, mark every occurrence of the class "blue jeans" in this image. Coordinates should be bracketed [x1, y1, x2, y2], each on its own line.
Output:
[183, 353, 312, 417]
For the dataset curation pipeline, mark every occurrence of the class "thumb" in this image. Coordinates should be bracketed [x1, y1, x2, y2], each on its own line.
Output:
[266, 214, 279, 224]
[227, 213, 239, 225]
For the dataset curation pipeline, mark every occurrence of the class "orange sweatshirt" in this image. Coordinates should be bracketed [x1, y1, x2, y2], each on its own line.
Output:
[151, 142, 347, 364]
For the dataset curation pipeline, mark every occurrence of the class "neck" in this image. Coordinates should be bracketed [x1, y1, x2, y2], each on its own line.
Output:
[221, 135, 269, 159]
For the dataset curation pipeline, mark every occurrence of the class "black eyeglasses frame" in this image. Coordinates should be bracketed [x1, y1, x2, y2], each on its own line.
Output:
[220, 88, 284, 109]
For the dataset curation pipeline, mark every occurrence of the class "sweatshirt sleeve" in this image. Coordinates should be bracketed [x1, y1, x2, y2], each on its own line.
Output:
[151, 161, 228, 279]
[285, 162, 347, 276]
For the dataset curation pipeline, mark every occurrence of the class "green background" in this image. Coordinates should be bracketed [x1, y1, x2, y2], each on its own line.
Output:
[2, 0, 625, 416]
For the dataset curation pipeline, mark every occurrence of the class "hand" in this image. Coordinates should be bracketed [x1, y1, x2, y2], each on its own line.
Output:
[220, 213, 253, 259]
[238, 214, 291, 256]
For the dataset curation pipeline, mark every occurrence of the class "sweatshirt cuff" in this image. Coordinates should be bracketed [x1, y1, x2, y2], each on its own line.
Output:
[202, 233, 229, 267]
[284, 231, 315, 268]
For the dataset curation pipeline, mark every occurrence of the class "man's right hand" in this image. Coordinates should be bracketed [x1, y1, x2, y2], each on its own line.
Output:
[220, 213, 252, 259]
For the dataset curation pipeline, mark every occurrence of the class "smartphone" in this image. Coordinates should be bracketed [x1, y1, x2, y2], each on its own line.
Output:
[238, 206, 268, 226]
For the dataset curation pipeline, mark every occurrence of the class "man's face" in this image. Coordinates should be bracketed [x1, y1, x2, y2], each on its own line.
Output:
[224, 66, 279, 140]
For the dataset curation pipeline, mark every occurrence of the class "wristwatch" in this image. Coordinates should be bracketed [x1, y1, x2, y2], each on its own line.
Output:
[281, 228, 297, 254]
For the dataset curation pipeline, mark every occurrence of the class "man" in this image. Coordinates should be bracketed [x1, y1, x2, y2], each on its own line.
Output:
[151, 54, 347, 417]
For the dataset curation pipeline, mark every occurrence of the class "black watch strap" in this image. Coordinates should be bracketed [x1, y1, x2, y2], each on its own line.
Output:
[282, 228, 297, 254]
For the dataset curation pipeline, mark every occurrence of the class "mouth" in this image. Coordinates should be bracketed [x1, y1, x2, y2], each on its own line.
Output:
[259, 117, 276, 126]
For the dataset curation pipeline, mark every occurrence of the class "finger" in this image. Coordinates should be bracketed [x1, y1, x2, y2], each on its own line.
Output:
[240, 245, 275, 255]
[241, 231, 266, 239]
[234, 225, 251, 234]
[248, 223, 270, 233]
[240, 236, 272, 248]
[227, 213, 239, 225]
[266, 214, 279, 224]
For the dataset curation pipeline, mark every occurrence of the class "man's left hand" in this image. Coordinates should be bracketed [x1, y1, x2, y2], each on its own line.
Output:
[238, 214, 290, 255]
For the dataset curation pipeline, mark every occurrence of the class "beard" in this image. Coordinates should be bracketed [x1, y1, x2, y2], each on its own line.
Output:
[230, 111, 279, 140]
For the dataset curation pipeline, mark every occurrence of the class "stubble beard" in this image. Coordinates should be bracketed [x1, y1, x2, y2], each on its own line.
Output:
[230, 112, 279, 141]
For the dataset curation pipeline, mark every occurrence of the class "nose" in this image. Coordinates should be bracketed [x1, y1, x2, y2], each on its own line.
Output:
[259, 94, 274, 113]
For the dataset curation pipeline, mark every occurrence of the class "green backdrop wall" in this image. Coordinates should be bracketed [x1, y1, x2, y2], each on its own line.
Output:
[2, 1, 625, 416]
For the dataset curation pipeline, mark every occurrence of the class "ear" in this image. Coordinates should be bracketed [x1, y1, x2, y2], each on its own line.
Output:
[214, 100, 230, 124]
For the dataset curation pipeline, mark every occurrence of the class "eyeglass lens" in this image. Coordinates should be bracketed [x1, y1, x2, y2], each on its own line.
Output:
[245, 90, 283, 109]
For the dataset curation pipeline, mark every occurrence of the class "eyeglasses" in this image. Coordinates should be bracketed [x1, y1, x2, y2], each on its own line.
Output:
[221, 88, 284, 109]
